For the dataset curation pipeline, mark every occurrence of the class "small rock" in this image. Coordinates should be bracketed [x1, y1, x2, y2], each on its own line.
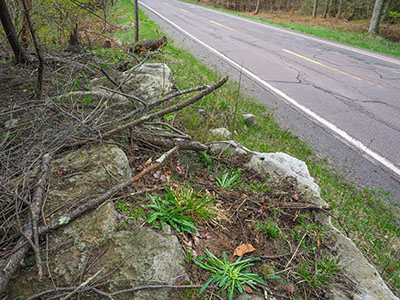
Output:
[242, 113, 259, 127]
[210, 127, 231, 139]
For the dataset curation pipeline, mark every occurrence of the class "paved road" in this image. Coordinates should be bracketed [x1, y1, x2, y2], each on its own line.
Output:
[139, 0, 400, 201]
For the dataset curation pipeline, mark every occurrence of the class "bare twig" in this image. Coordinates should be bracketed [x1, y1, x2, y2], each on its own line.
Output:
[147, 84, 209, 110]
[60, 268, 103, 300]
[99, 86, 147, 106]
[285, 233, 306, 268]
[0, 153, 51, 293]
[38, 146, 178, 236]
[71, 76, 228, 147]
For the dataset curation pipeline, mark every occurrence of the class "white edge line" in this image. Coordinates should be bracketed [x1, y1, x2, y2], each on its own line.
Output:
[139, 1, 400, 177]
[172, 0, 400, 66]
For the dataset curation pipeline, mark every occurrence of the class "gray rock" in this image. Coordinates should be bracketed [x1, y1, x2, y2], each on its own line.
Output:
[242, 113, 259, 127]
[210, 127, 232, 139]
[121, 63, 174, 101]
[85, 63, 174, 103]
[245, 152, 321, 198]
[7, 144, 188, 300]
[101, 228, 186, 299]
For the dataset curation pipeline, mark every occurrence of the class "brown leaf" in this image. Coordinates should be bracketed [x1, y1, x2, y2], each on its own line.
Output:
[243, 285, 254, 293]
[233, 243, 256, 257]
[284, 283, 296, 295]
[292, 194, 299, 201]
[163, 166, 173, 175]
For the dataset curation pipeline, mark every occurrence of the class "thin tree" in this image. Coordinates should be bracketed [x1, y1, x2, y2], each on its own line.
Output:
[336, 0, 343, 18]
[254, 0, 260, 14]
[134, 0, 139, 43]
[368, 0, 384, 34]
[21, 0, 44, 99]
[312, 0, 319, 17]
[0, 0, 30, 63]
[322, 0, 329, 18]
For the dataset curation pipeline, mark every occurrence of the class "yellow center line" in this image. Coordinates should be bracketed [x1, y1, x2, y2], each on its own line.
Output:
[210, 20, 237, 32]
[283, 49, 362, 81]
[180, 8, 192, 14]
[164, 2, 172, 7]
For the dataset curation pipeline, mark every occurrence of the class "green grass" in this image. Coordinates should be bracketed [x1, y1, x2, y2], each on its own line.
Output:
[180, 0, 400, 59]
[193, 251, 273, 300]
[111, 0, 400, 295]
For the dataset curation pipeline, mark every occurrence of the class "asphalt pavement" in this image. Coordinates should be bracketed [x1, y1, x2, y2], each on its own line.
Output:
[139, 0, 400, 202]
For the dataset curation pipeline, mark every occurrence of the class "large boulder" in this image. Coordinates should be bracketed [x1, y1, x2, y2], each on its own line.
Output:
[88, 63, 174, 102]
[245, 152, 321, 199]
[7, 144, 187, 299]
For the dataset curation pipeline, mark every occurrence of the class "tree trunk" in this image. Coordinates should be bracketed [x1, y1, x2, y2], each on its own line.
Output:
[322, 0, 329, 18]
[312, 0, 319, 17]
[0, 0, 29, 63]
[254, 0, 260, 14]
[368, 0, 384, 34]
[336, 0, 343, 18]
[134, 0, 139, 43]
[21, 0, 31, 48]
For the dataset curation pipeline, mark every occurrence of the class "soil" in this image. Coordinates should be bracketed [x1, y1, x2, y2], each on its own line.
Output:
[119, 150, 343, 299]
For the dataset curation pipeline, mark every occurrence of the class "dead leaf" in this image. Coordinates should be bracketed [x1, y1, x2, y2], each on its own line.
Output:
[243, 285, 254, 293]
[284, 283, 296, 294]
[241, 194, 249, 199]
[163, 166, 173, 175]
[292, 194, 299, 201]
[233, 243, 256, 257]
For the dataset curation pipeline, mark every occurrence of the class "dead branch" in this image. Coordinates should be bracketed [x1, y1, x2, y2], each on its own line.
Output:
[60, 268, 103, 300]
[143, 138, 207, 151]
[147, 84, 209, 111]
[38, 146, 178, 235]
[0, 153, 51, 294]
[99, 86, 147, 106]
[24, 283, 202, 300]
[71, 76, 228, 147]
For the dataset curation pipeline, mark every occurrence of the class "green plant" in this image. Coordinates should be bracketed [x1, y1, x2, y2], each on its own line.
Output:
[115, 201, 129, 213]
[216, 172, 239, 189]
[146, 194, 198, 232]
[166, 185, 215, 220]
[297, 258, 340, 288]
[194, 251, 272, 300]
[200, 151, 214, 169]
[257, 220, 282, 239]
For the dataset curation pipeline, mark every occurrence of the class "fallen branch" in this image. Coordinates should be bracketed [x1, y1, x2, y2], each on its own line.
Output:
[24, 283, 202, 300]
[92, 283, 203, 298]
[99, 86, 147, 106]
[147, 84, 209, 110]
[267, 201, 331, 211]
[61, 268, 103, 300]
[142, 138, 208, 151]
[71, 76, 228, 147]
[0, 153, 51, 294]
[38, 146, 178, 236]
